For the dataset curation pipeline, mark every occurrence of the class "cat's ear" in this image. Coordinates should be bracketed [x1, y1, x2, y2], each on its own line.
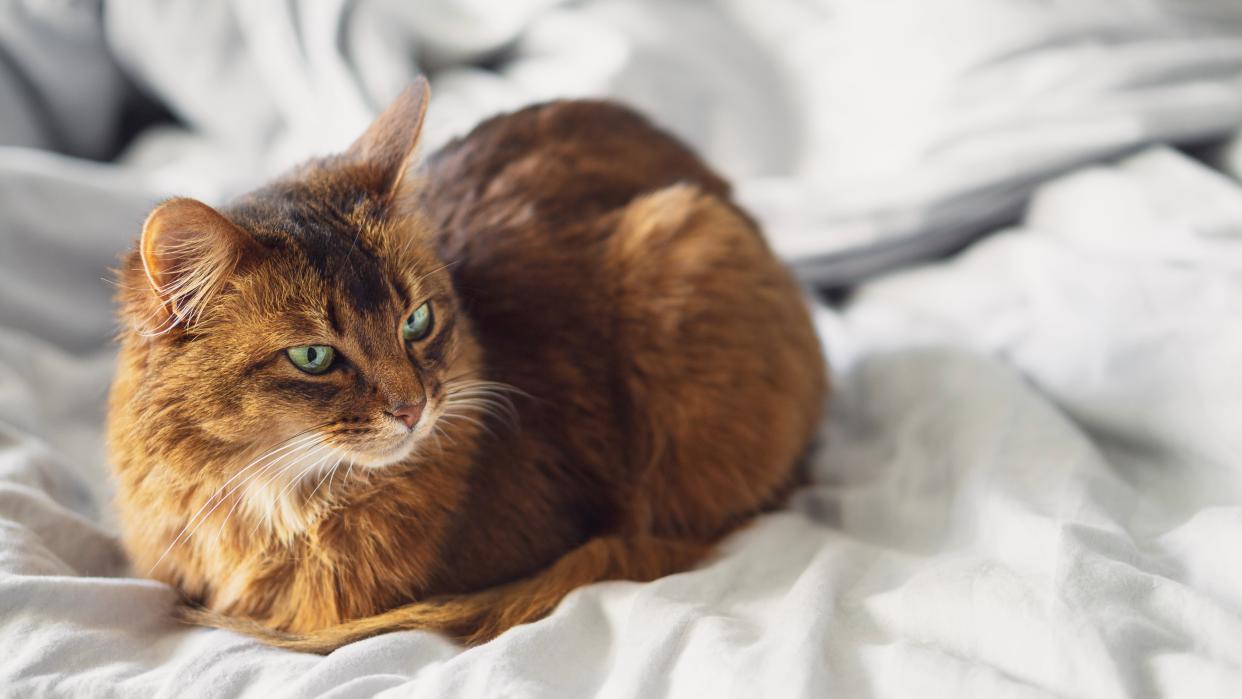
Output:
[347, 77, 430, 201]
[135, 197, 260, 333]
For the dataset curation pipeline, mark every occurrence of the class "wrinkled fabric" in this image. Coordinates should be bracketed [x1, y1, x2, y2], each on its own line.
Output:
[4, 0, 1242, 281]
[2, 0, 1242, 695]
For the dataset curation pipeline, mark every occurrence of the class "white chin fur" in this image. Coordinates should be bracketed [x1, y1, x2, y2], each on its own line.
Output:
[352, 431, 419, 468]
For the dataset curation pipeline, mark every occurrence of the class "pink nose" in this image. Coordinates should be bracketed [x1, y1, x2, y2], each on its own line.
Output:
[389, 401, 424, 429]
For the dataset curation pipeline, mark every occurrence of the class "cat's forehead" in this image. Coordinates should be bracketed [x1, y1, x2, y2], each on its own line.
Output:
[281, 211, 395, 316]
[227, 181, 417, 318]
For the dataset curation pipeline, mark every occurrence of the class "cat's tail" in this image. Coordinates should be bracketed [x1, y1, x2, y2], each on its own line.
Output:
[176, 535, 707, 654]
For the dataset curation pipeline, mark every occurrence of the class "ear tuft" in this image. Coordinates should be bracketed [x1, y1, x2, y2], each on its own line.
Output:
[346, 76, 431, 200]
[137, 197, 258, 334]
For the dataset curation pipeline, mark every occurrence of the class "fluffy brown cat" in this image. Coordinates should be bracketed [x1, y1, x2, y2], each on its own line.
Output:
[107, 78, 826, 652]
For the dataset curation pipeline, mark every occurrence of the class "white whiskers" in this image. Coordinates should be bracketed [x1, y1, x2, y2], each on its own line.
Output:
[147, 426, 342, 573]
[435, 377, 526, 440]
[210, 438, 331, 532]
[307, 455, 346, 502]
[149, 377, 528, 573]
[239, 440, 337, 536]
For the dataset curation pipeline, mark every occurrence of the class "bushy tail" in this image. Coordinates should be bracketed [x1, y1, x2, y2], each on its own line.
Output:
[177, 535, 708, 653]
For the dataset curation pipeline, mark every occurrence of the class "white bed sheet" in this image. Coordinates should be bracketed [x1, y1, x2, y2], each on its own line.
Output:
[2, 138, 1241, 696]
[3, 0, 1242, 695]
[8, 0, 1242, 284]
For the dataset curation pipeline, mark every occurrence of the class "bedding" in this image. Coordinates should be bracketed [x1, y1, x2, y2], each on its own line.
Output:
[6, 0, 1242, 282]
[2, 1, 1242, 697]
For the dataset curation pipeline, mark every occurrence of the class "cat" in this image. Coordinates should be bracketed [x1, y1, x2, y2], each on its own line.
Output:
[107, 77, 827, 652]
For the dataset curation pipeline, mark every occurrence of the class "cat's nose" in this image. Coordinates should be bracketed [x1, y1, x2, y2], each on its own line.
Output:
[388, 400, 424, 429]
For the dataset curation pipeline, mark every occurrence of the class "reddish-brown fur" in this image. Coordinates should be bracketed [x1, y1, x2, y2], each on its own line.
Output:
[108, 80, 826, 652]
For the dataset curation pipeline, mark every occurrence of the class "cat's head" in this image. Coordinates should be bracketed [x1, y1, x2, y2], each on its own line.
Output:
[116, 79, 482, 475]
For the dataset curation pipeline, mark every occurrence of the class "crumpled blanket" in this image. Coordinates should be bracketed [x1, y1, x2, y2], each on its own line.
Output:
[4, 0, 1242, 281]
[2, 0, 1242, 696]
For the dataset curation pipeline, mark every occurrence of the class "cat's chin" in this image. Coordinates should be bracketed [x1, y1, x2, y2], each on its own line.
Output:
[347, 432, 419, 469]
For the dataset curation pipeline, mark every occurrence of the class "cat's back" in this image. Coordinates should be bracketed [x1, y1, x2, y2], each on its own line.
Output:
[417, 100, 730, 238]
[412, 99, 748, 406]
[414, 99, 825, 575]
[414, 100, 747, 351]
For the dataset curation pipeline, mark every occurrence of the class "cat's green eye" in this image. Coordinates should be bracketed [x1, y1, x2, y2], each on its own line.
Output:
[403, 302, 433, 342]
[286, 345, 335, 374]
